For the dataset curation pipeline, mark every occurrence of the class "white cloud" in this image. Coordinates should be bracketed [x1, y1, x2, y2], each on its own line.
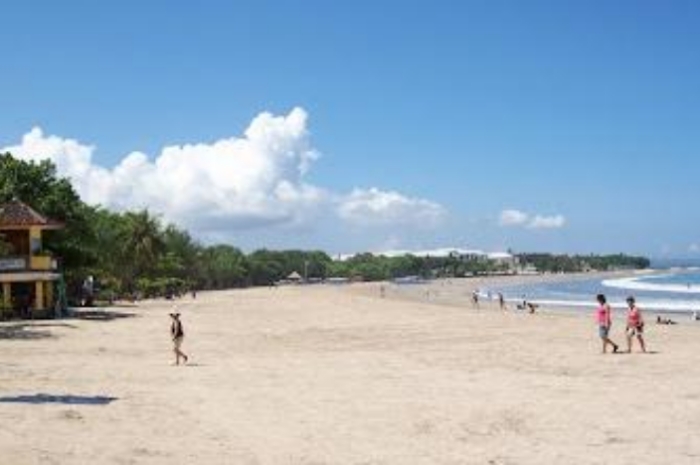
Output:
[690, 243, 700, 254]
[337, 187, 447, 227]
[499, 209, 566, 230]
[499, 209, 529, 226]
[2, 108, 446, 238]
[527, 214, 566, 229]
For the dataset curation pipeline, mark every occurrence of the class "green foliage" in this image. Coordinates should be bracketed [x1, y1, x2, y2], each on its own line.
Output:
[517, 253, 650, 273]
[247, 249, 332, 285]
[0, 153, 97, 292]
[0, 153, 651, 303]
[326, 253, 509, 281]
[198, 245, 248, 289]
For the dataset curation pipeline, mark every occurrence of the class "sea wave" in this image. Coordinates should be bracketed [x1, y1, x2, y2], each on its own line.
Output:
[510, 298, 700, 312]
[602, 276, 700, 294]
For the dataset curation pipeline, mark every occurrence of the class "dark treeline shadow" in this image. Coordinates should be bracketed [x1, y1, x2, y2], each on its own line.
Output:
[0, 323, 53, 340]
[70, 309, 137, 321]
[0, 394, 117, 405]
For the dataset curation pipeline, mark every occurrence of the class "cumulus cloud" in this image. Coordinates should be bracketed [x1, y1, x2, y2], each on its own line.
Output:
[499, 209, 566, 230]
[528, 214, 566, 229]
[3, 109, 323, 231]
[337, 187, 447, 227]
[499, 209, 529, 226]
[1, 108, 446, 237]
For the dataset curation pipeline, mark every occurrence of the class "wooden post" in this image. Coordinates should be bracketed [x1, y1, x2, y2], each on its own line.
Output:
[35, 281, 45, 310]
[29, 226, 42, 254]
[46, 281, 54, 311]
[2, 282, 10, 308]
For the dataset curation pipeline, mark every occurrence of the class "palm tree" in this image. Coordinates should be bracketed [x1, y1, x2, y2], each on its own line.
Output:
[120, 210, 165, 289]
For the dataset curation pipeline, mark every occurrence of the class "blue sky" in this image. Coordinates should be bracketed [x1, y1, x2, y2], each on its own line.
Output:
[1, 1, 699, 257]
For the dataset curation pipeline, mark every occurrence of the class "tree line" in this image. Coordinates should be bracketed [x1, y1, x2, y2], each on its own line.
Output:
[0, 153, 336, 302]
[517, 253, 650, 273]
[0, 154, 650, 304]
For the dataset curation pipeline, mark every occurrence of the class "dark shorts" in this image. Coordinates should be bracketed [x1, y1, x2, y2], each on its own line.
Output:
[627, 325, 644, 337]
[598, 326, 610, 339]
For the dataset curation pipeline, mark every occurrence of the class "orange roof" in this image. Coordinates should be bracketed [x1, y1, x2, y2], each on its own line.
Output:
[0, 199, 63, 229]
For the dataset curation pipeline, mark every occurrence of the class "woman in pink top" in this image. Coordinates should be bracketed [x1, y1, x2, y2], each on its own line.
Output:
[596, 294, 619, 354]
[625, 296, 647, 353]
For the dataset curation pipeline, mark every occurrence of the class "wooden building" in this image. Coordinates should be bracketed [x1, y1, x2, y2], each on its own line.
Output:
[0, 200, 63, 318]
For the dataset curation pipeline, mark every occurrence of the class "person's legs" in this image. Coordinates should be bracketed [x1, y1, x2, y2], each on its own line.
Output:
[637, 334, 647, 353]
[600, 326, 608, 353]
[176, 338, 188, 363]
[179, 347, 188, 363]
[626, 331, 633, 353]
[600, 327, 617, 353]
[173, 338, 187, 365]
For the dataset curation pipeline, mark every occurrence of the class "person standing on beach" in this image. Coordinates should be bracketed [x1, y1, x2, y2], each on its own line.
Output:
[625, 296, 647, 353]
[170, 312, 189, 365]
[498, 292, 506, 311]
[595, 294, 619, 354]
[472, 290, 479, 309]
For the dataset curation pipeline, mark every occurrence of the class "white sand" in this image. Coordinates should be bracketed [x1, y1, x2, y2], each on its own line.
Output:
[1, 278, 699, 464]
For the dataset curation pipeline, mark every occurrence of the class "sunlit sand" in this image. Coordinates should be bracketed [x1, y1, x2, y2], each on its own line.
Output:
[1, 278, 698, 464]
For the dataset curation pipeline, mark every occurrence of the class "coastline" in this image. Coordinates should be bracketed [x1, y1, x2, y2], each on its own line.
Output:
[350, 271, 625, 312]
[355, 271, 700, 317]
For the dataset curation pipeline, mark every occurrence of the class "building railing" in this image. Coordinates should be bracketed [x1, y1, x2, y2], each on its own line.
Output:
[30, 255, 57, 271]
[0, 257, 27, 271]
[0, 255, 58, 272]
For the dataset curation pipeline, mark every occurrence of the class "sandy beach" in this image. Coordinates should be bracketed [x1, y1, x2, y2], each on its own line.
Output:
[1, 276, 699, 465]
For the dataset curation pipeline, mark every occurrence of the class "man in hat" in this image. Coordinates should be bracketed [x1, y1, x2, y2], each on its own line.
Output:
[170, 311, 189, 365]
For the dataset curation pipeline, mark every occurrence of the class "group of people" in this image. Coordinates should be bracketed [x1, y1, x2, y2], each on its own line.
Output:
[595, 294, 647, 354]
[168, 291, 669, 364]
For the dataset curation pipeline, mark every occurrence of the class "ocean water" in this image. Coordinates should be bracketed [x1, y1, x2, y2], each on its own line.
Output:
[495, 267, 700, 313]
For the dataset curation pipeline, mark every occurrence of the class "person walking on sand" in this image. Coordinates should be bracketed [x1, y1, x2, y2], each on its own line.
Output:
[170, 312, 189, 365]
[625, 296, 647, 353]
[595, 294, 619, 354]
[498, 292, 506, 311]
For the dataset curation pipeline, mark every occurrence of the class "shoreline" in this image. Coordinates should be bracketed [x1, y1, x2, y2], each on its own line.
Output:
[347, 271, 700, 321]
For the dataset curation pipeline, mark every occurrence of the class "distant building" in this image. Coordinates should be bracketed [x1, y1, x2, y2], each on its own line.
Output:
[487, 252, 520, 272]
[0, 200, 63, 318]
[372, 248, 488, 261]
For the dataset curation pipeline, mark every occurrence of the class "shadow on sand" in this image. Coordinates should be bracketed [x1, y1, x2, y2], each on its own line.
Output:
[0, 322, 76, 340]
[70, 309, 138, 321]
[0, 393, 117, 405]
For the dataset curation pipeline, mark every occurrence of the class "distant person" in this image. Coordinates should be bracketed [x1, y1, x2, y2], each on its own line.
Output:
[380, 285, 386, 298]
[595, 294, 619, 354]
[656, 315, 677, 325]
[170, 311, 189, 365]
[527, 301, 539, 314]
[625, 296, 647, 353]
[472, 290, 479, 309]
[517, 295, 529, 311]
[498, 292, 506, 311]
